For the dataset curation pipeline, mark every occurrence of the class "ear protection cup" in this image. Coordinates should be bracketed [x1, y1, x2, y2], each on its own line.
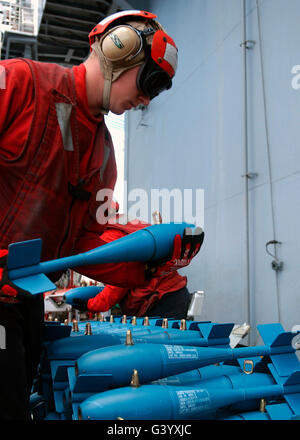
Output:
[101, 25, 143, 64]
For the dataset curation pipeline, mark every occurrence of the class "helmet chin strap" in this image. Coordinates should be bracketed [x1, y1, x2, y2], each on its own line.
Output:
[101, 74, 112, 115]
[91, 41, 113, 115]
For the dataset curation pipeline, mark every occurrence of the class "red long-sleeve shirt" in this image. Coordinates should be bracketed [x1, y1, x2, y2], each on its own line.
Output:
[0, 59, 146, 287]
[86, 226, 187, 316]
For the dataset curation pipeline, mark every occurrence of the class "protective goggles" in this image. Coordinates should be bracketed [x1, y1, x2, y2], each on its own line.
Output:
[136, 57, 172, 99]
[136, 28, 177, 99]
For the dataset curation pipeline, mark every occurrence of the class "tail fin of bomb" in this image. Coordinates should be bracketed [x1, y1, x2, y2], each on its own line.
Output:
[257, 323, 285, 346]
[256, 322, 300, 351]
[67, 365, 113, 394]
[7, 238, 42, 269]
[7, 239, 57, 294]
[268, 365, 300, 416]
[53, 362, 75, 383]
[187, 321, 211, 331]
[257, 323, 300, 376]
[196, 323, 235, 347]
[284, 370, 300, 386]
[266, 402, 295, 420]
[259, 323, 300, 416]
[72, 374, 113, 394]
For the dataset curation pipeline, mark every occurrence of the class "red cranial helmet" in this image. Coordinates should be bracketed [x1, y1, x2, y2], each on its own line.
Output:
[88, 10, 178, 114]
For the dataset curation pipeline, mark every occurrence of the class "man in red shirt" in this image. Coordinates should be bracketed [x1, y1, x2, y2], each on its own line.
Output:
[72, 218, 203, 319]
[0, 10, 202, 420]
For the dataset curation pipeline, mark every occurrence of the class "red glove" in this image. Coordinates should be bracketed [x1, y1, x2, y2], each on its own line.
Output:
[145, 227, 204, 278]
[0, 250, 32, 304]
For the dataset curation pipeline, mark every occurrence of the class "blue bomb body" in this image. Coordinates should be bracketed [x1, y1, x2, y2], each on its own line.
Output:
[7, 223, 198, 294]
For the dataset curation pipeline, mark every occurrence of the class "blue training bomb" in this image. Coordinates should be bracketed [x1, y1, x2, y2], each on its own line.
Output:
[7, 222, 202, 294]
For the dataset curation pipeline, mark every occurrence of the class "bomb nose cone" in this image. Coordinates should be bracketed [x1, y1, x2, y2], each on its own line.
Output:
[78, 385, 171, 420]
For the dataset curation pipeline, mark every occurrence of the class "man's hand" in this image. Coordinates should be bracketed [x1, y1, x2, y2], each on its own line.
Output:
[145, 227, 204, 279]
[0, 250, 32, 303]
